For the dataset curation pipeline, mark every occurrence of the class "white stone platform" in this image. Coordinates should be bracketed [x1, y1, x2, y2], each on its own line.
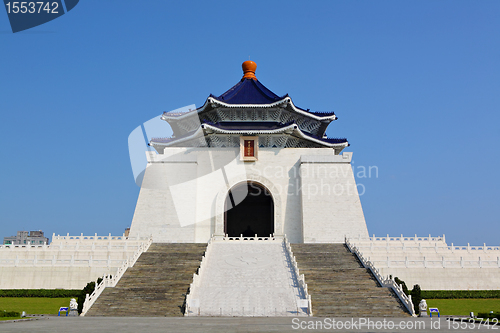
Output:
[186, 239, 308, 317]
[0, 234, 151, 289]
[349, 234, 500, 290]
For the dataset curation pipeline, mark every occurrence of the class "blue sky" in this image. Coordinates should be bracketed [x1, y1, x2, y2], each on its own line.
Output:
[1, 1, 499, 245]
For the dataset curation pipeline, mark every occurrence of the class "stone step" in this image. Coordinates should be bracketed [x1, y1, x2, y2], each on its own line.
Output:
[290, 243, 410, 317]
[86, 243, 206, 317]
[186, 241, 308, 317]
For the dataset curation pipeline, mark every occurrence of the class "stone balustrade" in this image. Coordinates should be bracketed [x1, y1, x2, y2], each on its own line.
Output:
[345, 238, 416, 316]
[348, 234, 500, 290]
[0, 234, 152, 289]
[213, 234, 283, 242]
[80, 236, 153, 316]
[369, 256, 500, 269]
[284, 235, 312, 316]
[185, 237, 214, 315]
[0, 234, 151, 268]
[52, 233, 131, 241]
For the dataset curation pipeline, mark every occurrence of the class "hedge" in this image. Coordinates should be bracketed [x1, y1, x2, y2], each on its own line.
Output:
[0, 289, 82, 298]
[0, 310, 21, 317]
[478, 312, 500, 320]
[421, 290, 500, 299]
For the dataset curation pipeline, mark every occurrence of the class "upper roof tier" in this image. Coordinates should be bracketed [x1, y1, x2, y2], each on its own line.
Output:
[152, 61, 347, 151]
[161, 61, 339, 139]
[210, 61, 286, 104]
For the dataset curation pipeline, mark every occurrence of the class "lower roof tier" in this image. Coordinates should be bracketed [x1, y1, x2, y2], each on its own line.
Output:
[162, 97, 336, 139]
[149, 122, 348, 154]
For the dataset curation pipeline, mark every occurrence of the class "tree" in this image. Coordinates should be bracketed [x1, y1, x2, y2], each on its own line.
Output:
[394, 277, 409, 296]
[410, 284, 422, 315]
[77, 277, 102, 314]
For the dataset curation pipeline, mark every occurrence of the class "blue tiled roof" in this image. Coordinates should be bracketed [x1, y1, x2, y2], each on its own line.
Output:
[204, 121, 295, 131]
[210, 79, 287, 104]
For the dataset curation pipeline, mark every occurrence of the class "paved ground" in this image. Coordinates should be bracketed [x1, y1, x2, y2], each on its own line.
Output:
[0, 316, 496, 332]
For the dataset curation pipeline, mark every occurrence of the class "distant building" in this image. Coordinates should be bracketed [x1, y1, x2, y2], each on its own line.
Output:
[3, 230, 49, 245]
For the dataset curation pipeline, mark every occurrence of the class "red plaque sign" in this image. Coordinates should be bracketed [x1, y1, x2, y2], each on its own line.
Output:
[244, 140, 254, 157]
[240, 136, 258, 161]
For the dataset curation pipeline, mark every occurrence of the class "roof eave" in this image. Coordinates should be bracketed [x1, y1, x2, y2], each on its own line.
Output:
[151, 123, 348, 149]
[160, 96, 338, 123]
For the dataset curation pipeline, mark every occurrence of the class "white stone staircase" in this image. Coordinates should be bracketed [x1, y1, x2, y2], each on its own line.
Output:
[185, 236, 309, 317]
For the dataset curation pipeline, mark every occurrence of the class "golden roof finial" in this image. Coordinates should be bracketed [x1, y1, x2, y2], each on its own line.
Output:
[242, 60, 257, 80]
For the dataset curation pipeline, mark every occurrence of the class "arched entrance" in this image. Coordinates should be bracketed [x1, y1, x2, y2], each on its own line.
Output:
[224, 182, 274, 237]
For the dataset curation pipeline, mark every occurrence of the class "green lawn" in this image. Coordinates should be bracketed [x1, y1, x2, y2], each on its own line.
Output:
[0, 298, 73, 315]
[426, 299, 500, 316]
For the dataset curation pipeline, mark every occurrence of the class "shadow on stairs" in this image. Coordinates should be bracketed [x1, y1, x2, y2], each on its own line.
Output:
[86, 243, 207, 317]
[290, 243, 410, 317]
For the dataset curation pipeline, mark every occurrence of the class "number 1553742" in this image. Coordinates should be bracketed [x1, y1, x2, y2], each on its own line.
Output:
[5, 2, 59, 14]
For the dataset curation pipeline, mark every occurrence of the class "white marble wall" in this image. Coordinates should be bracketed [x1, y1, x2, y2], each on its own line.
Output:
[0, 236, 149, 289]
[352, 236, 500, 290]
[300, 154, 369, 243]
[129, 147, 369, 244]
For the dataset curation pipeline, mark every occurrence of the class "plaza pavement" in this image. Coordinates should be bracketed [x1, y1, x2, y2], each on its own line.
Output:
[0, 316, 496, 332]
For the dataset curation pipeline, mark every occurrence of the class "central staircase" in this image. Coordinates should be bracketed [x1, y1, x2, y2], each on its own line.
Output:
[185, 239, 309, 317]
[290, 243, 410, 317]
[86, 243, 206, 316]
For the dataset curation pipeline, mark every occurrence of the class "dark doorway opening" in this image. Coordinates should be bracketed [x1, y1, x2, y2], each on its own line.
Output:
[224, 182, 274, 237]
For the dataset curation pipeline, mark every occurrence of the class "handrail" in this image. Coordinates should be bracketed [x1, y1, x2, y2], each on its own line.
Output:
[185, 236, 213, 316]
[284, 235, 312, 316]
[213, 234, 283, 242]
[346, 238, 416, 317]
[80, 235, 153, 316]
[361, 234, 446, 243]
[365, 256, 500, 269]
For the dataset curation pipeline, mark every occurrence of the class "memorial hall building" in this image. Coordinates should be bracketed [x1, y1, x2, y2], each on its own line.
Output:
[128, 60, 368, 244]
